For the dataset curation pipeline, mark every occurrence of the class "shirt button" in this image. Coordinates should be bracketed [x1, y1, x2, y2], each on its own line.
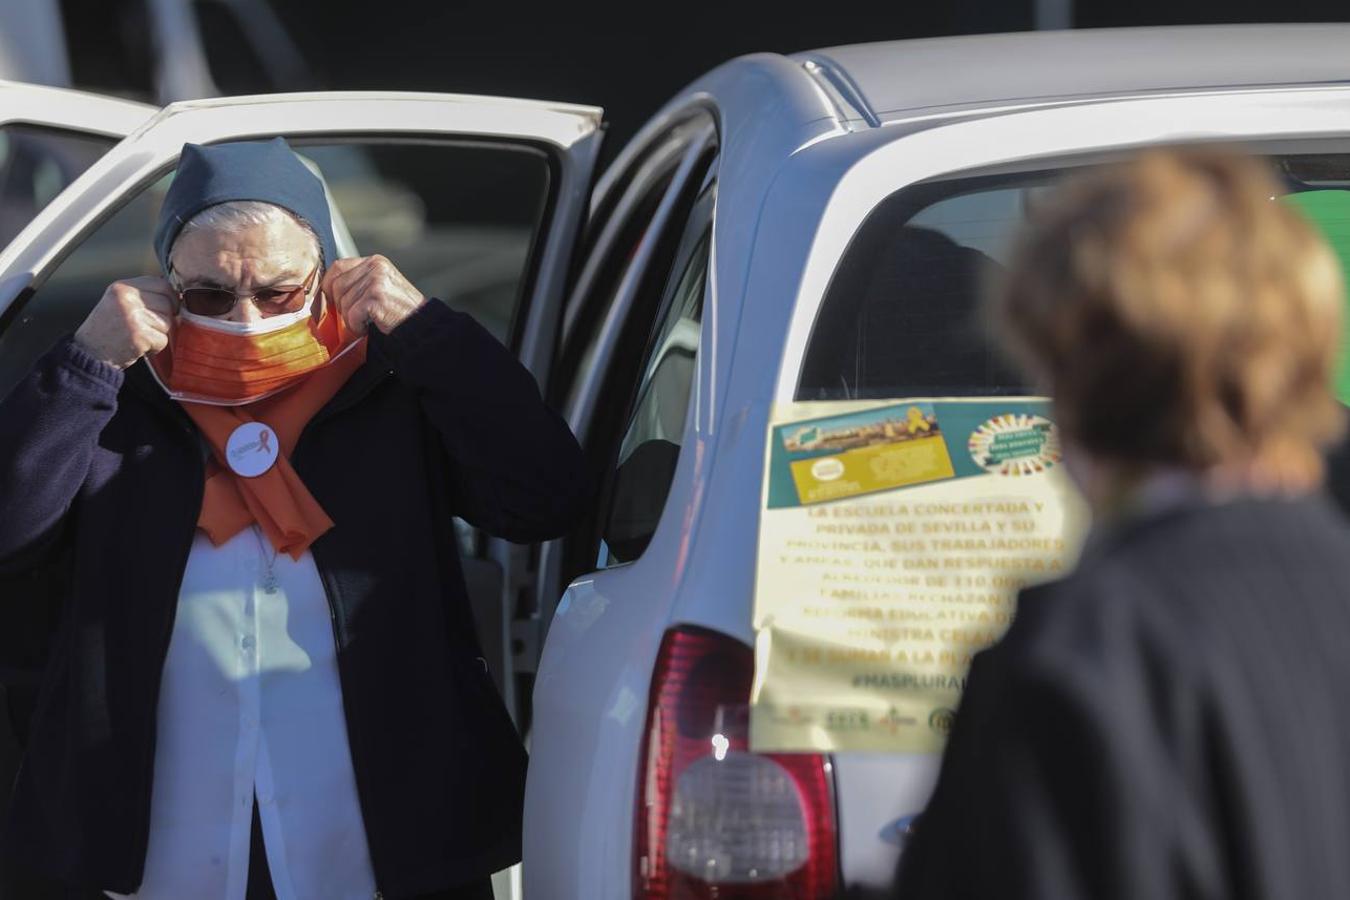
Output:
[259, 792, 275, 805]
[241, 635, 256, 651]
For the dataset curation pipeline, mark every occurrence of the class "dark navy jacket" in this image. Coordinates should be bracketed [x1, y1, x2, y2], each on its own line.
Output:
[0, 300, 588, 897]
[895, 494, 1350, 900]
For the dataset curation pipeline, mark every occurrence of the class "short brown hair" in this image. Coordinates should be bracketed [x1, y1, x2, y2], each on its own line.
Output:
[998, 146, 1345, 478]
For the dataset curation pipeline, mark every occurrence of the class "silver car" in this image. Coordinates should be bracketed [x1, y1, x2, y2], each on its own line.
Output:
[521, 23, 1350, 899]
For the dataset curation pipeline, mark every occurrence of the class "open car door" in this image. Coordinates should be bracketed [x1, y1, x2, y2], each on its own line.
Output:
[0, 92, 603, 856]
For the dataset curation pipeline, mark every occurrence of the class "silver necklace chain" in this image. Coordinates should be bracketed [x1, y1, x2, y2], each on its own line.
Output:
[252, 525, 280, 595]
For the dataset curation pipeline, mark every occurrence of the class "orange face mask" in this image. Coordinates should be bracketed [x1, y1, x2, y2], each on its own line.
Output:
[149, 296, 358, 406]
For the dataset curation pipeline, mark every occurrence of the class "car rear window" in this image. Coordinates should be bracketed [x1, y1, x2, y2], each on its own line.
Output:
[795, 151, 1350, 403]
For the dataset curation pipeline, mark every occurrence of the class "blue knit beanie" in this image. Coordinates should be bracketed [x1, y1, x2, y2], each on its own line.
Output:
[153, 137, 338, 274]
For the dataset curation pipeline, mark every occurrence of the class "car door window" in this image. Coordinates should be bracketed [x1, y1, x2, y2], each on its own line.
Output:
[542, 110, 717, 585]
[0, 124, 114, 250]
[0, 137, 551, 399]
[602, 226, 710, 564]
[594, 178, 715, 567]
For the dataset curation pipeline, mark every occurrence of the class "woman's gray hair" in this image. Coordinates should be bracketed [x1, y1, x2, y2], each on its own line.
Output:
[168, 200, 324, 275]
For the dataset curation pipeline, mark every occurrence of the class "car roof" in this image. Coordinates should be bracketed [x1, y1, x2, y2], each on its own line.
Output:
[794, 24, 1350, 124]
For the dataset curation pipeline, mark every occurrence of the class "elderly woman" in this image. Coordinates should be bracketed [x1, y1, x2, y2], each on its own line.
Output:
[0, 139, 588, 899]
[893, 148, 1350, 899]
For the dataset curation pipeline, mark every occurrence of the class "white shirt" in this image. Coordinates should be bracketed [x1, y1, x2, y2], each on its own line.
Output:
[107, 527, 378, 900]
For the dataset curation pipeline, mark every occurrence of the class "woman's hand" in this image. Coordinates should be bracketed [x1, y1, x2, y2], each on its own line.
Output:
[73, 276, 177, 369]
[321, 255, 426, 336]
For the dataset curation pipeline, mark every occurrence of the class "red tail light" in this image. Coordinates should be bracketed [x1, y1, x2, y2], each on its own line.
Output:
[635, 626, 838, 899]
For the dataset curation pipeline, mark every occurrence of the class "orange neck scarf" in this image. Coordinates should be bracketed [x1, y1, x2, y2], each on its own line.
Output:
[152, 306, 367, 558]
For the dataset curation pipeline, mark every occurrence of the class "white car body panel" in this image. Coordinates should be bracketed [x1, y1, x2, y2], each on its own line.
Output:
[528, 29, 1350, 895]
[0, 79, 153, 137]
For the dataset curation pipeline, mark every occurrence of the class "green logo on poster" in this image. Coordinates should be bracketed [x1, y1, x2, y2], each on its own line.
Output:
[968, 413, 1061, 476]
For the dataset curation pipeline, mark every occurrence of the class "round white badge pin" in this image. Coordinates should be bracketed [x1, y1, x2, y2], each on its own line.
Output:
[225, 422, 280, 478]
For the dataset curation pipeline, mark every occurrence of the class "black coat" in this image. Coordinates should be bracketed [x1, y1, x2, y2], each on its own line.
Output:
[894, 493, 1350, 900]
[0, 300, 589, 897]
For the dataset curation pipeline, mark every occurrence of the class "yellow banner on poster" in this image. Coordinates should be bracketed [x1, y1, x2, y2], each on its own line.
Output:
[749, 398, 1089, 753]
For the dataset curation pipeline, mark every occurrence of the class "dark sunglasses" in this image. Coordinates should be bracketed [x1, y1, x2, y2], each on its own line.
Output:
[178, 264, 320, 317]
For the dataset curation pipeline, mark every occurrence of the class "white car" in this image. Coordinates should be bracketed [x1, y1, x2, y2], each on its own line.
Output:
[1, 23, 1350, 900]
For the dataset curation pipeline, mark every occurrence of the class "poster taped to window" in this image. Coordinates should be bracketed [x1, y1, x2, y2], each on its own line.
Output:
[750, 397, 1089, 753]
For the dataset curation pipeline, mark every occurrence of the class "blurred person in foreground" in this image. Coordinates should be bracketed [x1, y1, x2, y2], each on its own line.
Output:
[0, 138, 588, 899]
[893, 147, 1350, 900]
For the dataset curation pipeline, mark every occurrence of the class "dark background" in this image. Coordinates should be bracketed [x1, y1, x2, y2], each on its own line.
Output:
[58, 0, 1350, 169]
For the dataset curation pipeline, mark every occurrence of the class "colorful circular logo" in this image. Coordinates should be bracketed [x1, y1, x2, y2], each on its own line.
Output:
[968, 413, 1061, 476]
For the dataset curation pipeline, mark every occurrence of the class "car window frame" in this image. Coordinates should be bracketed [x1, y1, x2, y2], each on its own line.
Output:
[527, 115, 719, 645]
[554, 124, 716, 448]
[556, 148, 717, 578]
[552, 111, 718, 406]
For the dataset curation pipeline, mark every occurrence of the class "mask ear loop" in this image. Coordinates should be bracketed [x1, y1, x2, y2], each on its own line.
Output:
[303, 256, 325, 326]
[165, 265, 182, 348]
